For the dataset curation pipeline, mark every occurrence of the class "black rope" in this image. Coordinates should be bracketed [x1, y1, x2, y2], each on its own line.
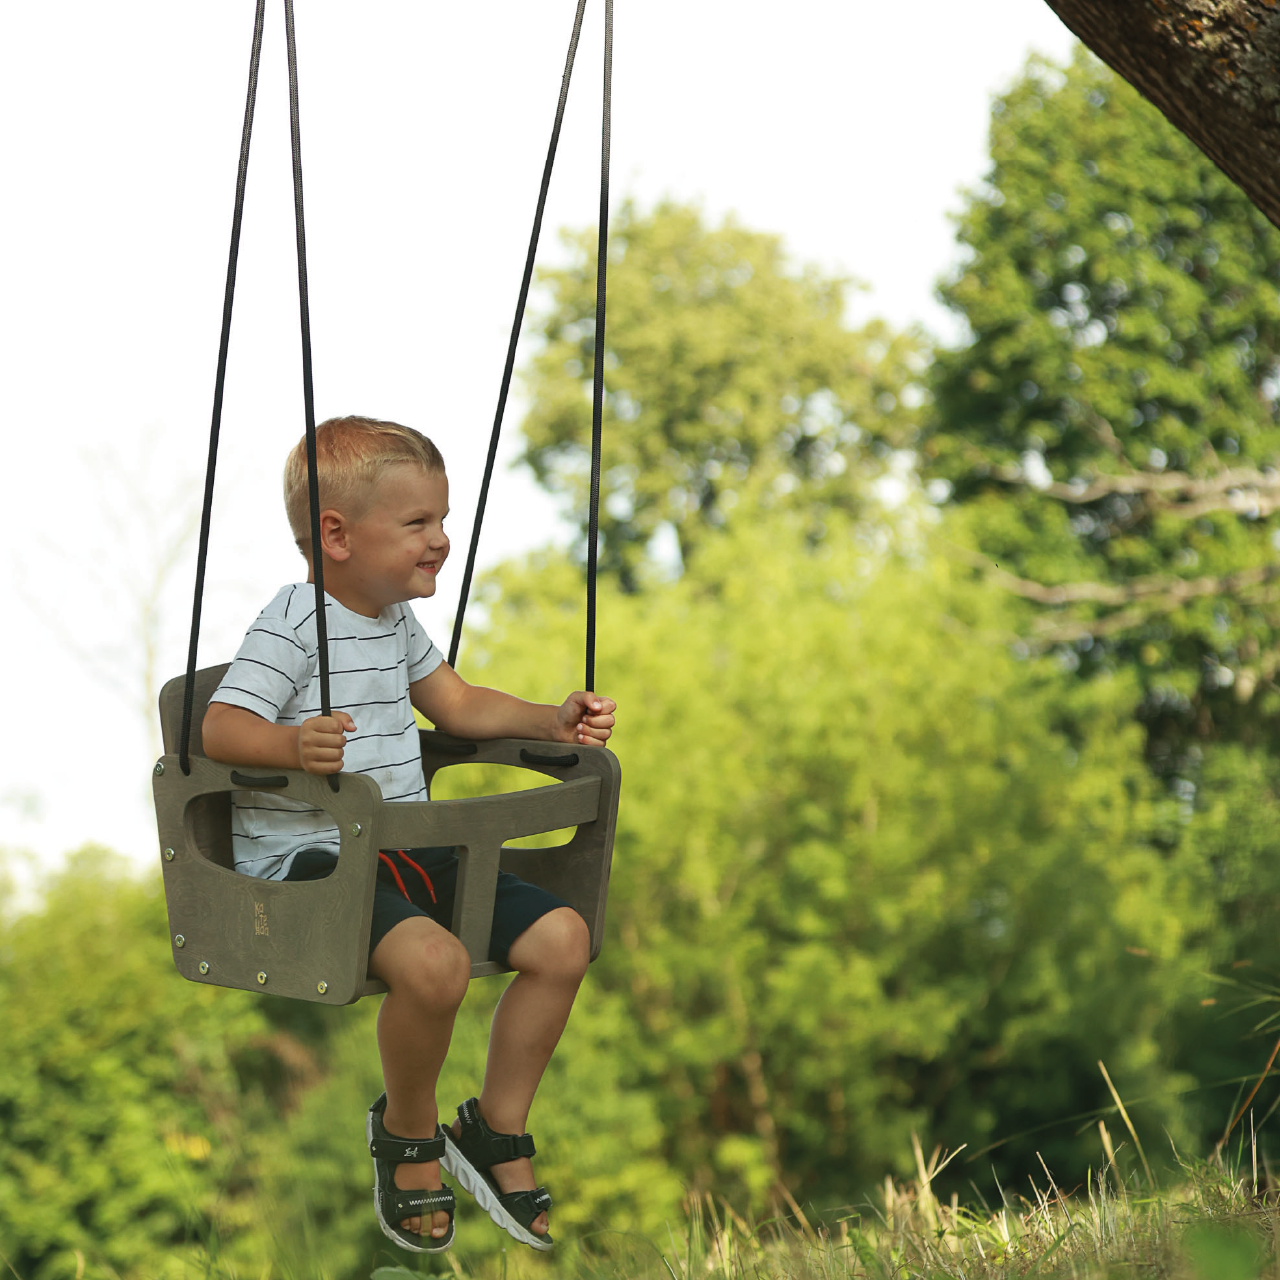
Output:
[448, 0, 590, 670]
[179, 0, 266, 775]
[586, 0, 612, 694]
[284, 0, 337, 790]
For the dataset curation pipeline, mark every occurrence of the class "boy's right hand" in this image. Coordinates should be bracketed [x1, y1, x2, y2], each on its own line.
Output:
[298, 712, 356, 774]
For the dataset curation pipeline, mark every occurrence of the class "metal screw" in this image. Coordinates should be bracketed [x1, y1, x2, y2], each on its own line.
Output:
[257, 971, 268, 985]
[198, 962, 209, 975]
[163, 847, 175, 862]
[154, 761, 165, 776]
[174, 935, 185, 948]
[349, 823, 363, 837]
[317, 981, 328, 995]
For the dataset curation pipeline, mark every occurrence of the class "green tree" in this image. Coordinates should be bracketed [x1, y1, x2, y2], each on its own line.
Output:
[458, 506, 1214, 1208]
[923, 49, 1280, 774]
[0, 848, 274, 1280]
[519, 200, 927, 586]
[918, 51, 1280, 1147]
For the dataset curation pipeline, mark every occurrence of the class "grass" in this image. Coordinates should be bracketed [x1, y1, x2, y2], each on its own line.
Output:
[553, 1146, 1280, 1280]
[17, 1121, 1280, 1280]
[154, 1138, 1280, 1280]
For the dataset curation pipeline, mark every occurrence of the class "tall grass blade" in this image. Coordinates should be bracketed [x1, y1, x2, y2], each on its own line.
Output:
[1098, 1059, 1154, 1186]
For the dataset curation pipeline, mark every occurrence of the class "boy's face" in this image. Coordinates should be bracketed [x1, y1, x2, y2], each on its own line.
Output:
[337, 464, 450, 611]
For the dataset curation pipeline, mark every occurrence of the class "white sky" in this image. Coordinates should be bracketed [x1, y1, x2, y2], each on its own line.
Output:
[0, 1, 1075, 890]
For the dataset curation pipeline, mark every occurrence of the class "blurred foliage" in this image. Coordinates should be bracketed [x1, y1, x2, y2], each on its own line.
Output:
[924, 48, 1280, 768]
[12, 42, 1280, 1280]
[461, 512, 1215, 1209]
[0, 848, 273, 1279]
[519, 200, 928, 587]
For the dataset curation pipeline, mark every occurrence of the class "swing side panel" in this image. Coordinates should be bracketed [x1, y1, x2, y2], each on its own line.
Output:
[158, 665, 388, 1004]
[154, 755, 386, 1004]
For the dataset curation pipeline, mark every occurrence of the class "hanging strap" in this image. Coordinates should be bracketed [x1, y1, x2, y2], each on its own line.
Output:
[283, 0, 337, 794]
[450, 0, 612, 697]
[586, 0, 612, 694]
[449, 0, 589, 669]
[179, 0, 335, 789]
[179, 0, 266, 775]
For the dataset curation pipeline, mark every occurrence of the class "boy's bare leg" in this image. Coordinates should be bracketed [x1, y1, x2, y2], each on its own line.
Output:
[370, 916, 472, 1240]
[450, 907, 590, 1236]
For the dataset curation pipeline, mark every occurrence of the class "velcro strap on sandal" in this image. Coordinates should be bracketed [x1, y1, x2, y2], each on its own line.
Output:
[457, 1097, 537, 1161]
[497, 1186, 553, 1225]
[369, 1134, 446, 1162]
[384, 1185, 455, 1220]
[488, 1131, 536, 1162]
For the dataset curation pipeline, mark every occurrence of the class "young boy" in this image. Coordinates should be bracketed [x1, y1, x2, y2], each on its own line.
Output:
[202, 416, 616, 1254]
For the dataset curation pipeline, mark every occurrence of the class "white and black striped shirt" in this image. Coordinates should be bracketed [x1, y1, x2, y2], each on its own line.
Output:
[210, 584, 443, 880]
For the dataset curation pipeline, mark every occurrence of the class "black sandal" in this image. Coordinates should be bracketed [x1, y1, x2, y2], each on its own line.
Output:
[366, 1093, 456, 1253]
[440, 1097, 553, 1251]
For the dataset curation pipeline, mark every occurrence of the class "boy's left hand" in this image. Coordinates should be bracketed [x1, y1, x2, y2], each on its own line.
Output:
[556, 691, 616, 746]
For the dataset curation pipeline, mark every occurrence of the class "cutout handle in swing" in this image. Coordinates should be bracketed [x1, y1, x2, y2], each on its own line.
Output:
[519, 749, 580, 768]
[230, 771, 290, 788]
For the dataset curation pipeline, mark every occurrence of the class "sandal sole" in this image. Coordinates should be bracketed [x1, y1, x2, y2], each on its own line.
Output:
[440, 1129, 554, 1251]
[366, 1107, 455, 1254]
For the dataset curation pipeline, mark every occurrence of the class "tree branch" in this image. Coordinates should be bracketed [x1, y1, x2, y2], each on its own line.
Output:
[1042, 0, 1280, 231]
[942, 538, 1280, 643]
[992, 460, 1280, 509]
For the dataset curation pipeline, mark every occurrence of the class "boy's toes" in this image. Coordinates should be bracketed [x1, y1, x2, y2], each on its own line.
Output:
[395, 1209, 449, 1238]
[532, 1211, 548, 1235]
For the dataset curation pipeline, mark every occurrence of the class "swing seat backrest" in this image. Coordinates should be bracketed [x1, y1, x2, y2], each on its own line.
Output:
[153, 664, 620, 1005]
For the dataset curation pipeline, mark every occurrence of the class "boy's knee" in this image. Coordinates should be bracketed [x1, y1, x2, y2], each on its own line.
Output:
[394, 930, 472, 1009]
[519, 907, 590, 981]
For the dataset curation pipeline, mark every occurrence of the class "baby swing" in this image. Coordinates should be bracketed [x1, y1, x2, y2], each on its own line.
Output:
[151, 0, 619, 1006]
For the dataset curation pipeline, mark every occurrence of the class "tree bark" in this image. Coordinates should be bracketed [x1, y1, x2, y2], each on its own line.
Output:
[1043, 1, 1280, 229]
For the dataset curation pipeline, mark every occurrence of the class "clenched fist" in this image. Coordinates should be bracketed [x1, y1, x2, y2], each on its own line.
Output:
[298, 712, 356, 774]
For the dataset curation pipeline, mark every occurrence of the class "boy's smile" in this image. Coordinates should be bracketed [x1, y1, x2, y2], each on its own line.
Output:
[315, 464, 450, 617]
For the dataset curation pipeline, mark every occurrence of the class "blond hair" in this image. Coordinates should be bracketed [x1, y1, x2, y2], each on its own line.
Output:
[284, 416, 445, 554]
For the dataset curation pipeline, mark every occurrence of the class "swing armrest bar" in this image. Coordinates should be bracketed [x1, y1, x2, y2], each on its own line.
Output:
[375, 777, 600, 847]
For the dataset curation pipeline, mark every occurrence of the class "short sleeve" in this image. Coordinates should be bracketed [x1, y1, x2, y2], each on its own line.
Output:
[405, 607, 444, 683]
[211, 610, 312, 722]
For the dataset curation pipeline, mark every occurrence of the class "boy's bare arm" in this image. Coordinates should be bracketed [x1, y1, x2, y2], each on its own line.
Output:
[409, 663, 616, 746]
[203, 701, 356, 775]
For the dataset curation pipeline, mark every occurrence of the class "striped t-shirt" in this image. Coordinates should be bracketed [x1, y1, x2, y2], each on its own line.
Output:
[209, 584, 444, 880]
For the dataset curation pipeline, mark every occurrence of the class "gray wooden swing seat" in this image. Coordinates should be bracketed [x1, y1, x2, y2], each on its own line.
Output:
[152, 664, 621, 1005]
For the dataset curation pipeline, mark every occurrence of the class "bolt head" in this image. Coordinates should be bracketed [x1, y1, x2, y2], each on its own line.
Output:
[154, 761, 165, 776]
[349, 822, 363, 837]
[163, 847, 175, 862]
[317, 981, 328, 995]
[257, 971, 267, 985]
[198, 961, 209, 975]
[174, 935, 185, 948]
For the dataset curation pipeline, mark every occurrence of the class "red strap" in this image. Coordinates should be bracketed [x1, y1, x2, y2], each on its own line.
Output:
[395, 850, 438, 904]
[378, 852, 411, 900]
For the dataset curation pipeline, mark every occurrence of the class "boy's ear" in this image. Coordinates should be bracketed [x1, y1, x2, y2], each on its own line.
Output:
[318, 509, 352, 562]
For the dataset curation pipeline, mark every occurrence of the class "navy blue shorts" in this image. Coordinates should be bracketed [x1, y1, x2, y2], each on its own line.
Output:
[284, 846, 571, 969]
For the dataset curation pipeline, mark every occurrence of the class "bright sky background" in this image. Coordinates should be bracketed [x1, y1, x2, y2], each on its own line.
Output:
[0, 1, 1075, 892]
